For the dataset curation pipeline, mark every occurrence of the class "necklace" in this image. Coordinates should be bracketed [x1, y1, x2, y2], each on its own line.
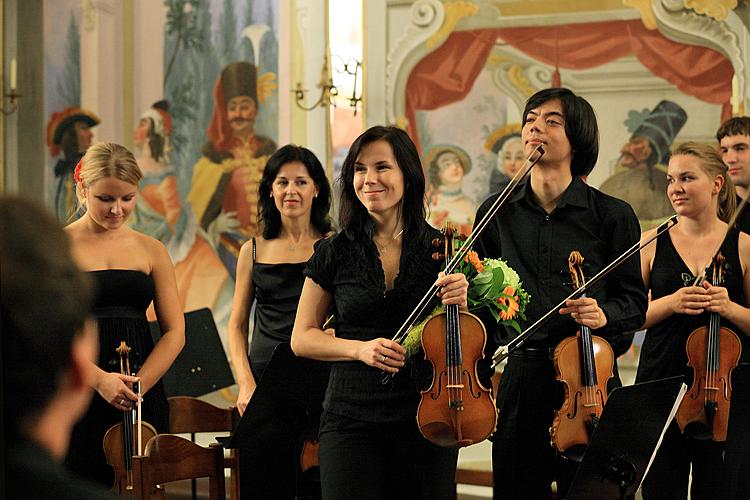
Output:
[373, 229, 404, 255]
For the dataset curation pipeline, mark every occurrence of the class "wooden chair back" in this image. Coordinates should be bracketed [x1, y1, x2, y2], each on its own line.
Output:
[168, 396, 240, 499]
[131, 434, 225, 500]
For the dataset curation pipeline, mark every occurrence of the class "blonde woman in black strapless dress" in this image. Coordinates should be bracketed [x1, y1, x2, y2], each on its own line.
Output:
[227, 144, 332, 499]
[64, 142, 184, 487]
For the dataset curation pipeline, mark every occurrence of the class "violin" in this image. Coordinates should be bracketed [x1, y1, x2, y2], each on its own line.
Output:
[550, 251, 614, 462]
[103, 341, 161, 497]
[676, 253, 742, 441]
[416, 224, 497, 447]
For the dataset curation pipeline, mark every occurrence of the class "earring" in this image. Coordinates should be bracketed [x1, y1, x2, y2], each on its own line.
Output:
[314, 194, 318, 198]
[269, 193, 273, 198]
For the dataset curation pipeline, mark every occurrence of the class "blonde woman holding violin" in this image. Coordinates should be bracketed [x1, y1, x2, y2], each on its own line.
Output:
[64, 142, 184, 487]
[292, 126, 469, 500]
[637, 142, 750, 500]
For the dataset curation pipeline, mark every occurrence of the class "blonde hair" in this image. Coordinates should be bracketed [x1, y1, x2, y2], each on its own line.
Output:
[75, 142, 143, 210]
[671, 141, 736, 222]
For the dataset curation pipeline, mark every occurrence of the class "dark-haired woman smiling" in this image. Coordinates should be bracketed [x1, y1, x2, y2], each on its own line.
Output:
[228, 144, 333, 499]
[292, 126, 468, 499]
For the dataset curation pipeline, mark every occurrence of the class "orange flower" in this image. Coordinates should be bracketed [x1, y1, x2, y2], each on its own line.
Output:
[495, 286, 519, 320]
[464, 251, 484, 273]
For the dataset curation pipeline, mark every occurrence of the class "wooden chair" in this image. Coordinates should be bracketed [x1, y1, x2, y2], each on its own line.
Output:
[131, 434, 225, 500]
[168, 396, 241, 499]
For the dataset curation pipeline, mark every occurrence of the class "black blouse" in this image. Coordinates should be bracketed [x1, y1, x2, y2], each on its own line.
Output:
[304, 223, 442, 423]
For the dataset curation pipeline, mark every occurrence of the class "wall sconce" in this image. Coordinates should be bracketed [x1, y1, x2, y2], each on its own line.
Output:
[2, 58, 21, 115]
[293, 58, 338, 111]
[332, 55, 363, 116]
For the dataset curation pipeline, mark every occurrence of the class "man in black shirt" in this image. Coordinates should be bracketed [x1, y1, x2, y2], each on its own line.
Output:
[473, 88, 647, 499]
[1, 197, 114, 500]
[717, 116, 750, 234]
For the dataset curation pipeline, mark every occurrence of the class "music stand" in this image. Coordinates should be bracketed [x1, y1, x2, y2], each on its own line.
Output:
[223, 342, 330, 449]
[150, 308, 235, 397]
[566, 376, 687, 500]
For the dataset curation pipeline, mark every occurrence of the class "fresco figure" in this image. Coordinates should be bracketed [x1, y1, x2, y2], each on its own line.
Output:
[132, 101, 228, 314]
[425, 144, 476, 233]
[599, 100, 687, 228]
[485, 124, 523, 194]
[46, 107, 99, 221]
[187, 61, 277, 279]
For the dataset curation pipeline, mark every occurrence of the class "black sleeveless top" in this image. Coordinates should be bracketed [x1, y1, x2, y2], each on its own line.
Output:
[248, 239, 308, 380]
[636, 229, 748, 384]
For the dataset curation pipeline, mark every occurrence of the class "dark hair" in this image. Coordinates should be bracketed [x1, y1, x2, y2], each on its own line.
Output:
[1, 196, 94, 432]
[522, 88, 599, 176]
[716, 116, 750, 142]
[338, 126, 427, 239]
[60, 124, 80, 160]
[258, 144, 332, 239]
[146, 118, 166, 162]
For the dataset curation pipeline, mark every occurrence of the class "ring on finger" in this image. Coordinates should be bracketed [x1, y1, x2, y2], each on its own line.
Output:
[381, 355, 387, 363]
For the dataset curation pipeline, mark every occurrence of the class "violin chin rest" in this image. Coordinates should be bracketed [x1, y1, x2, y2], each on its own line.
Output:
[683, 422, 713, 442]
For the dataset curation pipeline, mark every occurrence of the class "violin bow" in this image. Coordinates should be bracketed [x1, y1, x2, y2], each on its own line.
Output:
[389, 145, 545, 346]
[691, 191, 749, 286]
[491, 214, 679, 368]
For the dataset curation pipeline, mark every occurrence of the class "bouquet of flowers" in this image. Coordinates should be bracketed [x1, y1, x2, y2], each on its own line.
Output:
[402, 251, 530, 358]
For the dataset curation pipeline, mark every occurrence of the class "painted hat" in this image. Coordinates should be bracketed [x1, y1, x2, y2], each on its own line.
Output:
[46, 107, 100, 157]
[423, 144, 472, 175]
[485, 123, 522, 154]
[625, 100, 687, 165]
[220, 61, 258, 104]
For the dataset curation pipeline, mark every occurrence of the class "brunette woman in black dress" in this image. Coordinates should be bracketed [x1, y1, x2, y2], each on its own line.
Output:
[291, 126, 469, 500]
[227, 145, 332, 499]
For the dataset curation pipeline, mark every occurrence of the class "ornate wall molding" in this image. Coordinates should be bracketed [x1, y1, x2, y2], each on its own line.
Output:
[654, 0, 745, 105]
[685, 0, 738, 21]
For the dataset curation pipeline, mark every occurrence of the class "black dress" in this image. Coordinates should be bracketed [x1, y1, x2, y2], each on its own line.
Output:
[637, 229, 747, 500]
[240, 241, 321, 499]
[248, 259, 307, 379]
[65, 270, 169, 487]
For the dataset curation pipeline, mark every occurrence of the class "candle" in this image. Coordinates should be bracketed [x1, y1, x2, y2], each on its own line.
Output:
[732, 74, 739, 115]
[9, 57, 16, 90]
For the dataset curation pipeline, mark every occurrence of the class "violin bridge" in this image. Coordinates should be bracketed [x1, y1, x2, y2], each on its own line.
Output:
[446, 384, 465, 389]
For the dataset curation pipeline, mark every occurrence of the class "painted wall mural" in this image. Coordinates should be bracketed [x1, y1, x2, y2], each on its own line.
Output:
[388, 2, 743, 232]
[43, 0, 280, 348]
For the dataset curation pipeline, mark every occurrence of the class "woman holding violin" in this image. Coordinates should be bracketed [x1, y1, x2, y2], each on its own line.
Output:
[64, 142, 185, 487]
[291, 126, 468, 499]
[473, 88, 647, 499]
[227, 144, 332, 499]
[637, 142, 750, 499]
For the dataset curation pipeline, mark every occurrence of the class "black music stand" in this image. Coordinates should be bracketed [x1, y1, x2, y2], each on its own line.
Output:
[150, 307, 235, 397]
[223, 342, 330, 450]
[566, 376, 687, 500]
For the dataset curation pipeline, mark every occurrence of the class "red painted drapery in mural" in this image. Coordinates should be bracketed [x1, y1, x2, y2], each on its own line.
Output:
[405, 19, 734, 151]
